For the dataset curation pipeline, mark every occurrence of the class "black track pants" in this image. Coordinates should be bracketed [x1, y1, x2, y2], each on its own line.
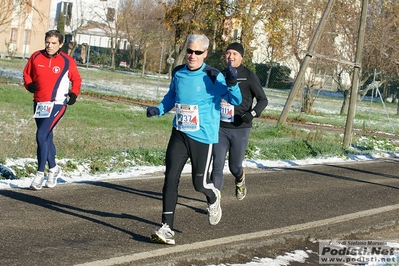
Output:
[161, 128, 217, 229]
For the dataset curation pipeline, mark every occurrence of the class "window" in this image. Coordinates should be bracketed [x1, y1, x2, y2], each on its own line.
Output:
[10, 28, 18, 43]
[107, 8, 115, 22]
[24, 30, 31, 44]
[61, 2, 73, 26]
[25, 0, 32, 13]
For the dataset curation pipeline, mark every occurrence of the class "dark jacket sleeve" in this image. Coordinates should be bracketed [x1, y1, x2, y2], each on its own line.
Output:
[247, 70, 268, 117]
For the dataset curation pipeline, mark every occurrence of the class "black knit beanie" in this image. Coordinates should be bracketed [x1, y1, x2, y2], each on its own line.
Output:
[226, 42, 244, 57]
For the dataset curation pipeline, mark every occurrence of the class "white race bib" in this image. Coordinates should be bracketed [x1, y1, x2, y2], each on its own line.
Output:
[33, 102, 55, 118]
[175, 104, 200, 132]
[220, 101, 234, 122]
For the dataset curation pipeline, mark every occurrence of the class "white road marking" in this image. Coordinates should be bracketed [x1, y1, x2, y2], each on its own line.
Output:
[75, 203, 399, 266]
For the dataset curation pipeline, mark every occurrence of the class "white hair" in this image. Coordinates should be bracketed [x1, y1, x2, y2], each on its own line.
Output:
[187, 34, 210, 50]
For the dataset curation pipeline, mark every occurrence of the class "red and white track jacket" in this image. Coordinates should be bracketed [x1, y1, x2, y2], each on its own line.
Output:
[23, 50, 82, 104]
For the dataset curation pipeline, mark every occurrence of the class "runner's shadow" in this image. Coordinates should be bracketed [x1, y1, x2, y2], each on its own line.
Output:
[290, 165, 399, 190]
[0, 189, 155, 243]
[85, 181, 207, 214]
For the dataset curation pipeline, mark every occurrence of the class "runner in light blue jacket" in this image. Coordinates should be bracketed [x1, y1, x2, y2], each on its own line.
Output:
[156, 62, 241, 144]
[147, 34, 241, 245]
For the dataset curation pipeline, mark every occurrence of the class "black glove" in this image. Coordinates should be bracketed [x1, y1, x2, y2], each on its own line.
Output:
[27, 82, 38, 93]
[225, 61, 238, 86]
[241, 111, 254, 123]
[146, 106, 160, 117]
[67, 92, 77, 105]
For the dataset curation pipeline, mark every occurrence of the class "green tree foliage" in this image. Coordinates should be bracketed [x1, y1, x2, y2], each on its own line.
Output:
[255, 63, 293, 90]
[162, 0, 231, 65]
[57, 12, 65, 37]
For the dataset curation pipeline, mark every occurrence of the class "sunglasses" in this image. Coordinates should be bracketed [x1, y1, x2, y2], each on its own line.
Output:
[186, 48, 206, 55]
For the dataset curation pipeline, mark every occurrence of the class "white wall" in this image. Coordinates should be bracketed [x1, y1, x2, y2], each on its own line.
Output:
[48, 0, 123, 49]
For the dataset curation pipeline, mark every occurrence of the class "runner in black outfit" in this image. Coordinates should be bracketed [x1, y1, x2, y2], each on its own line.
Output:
[211, 42, 268, 200]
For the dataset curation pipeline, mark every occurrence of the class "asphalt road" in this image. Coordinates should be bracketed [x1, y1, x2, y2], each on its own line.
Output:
[1, 158, 399, 266]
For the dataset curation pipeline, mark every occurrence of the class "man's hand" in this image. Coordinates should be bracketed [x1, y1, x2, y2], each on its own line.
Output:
[146, 107, 160, 117]
[225, 61, 238, 86]
[67, 92, 77, 105]
[27, 82, 38, 93]
[241, 111, 255, 123]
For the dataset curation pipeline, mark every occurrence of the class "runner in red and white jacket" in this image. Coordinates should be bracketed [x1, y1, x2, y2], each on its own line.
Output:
[23, 29, 82, 190]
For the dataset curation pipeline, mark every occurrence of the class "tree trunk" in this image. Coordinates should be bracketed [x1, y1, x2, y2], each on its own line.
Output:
[128, 43, 135, 69]
[110, 37, 116, 70]
[340, 89, 350, 115]
[301, 87, 313, 113]
[382, 83, 388, 102]
[141, 49, 147, 77]
[391, 88, 397, 103]
[265, 64, 272, 89]
[175, 42, 186, 66]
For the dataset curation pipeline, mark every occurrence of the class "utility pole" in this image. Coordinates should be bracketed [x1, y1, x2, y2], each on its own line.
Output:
[278, 0, 336, 124]
[343, 0, 368, 148]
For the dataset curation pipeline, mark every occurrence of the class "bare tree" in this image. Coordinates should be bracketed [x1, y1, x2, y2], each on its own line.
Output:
[259, 0, 292, 88]
[281, 0, 330, 114]
[137, 0, 168, 76]
[119, 0, 172, 75]
[331, 0, 399, 115]
[0, 0, 44, 34]
[324, 0, 362, 114]
[1, 0, 46, 58]
[362, 0, 399, 108]
[67, 0, 90, 57]
[85, 1, 124, 69]
[119, 0, 140, 69]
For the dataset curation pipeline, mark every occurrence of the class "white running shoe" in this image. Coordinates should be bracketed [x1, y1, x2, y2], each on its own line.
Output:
[45, 166, 62, 188]
[150, 223, 175, 245]
[30, 171, 44, 190]
[207, 189, 222, 225]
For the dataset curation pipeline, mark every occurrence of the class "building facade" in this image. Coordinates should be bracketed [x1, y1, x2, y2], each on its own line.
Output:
[0, 0, 52, 59]
[0, 0, 124, 59]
